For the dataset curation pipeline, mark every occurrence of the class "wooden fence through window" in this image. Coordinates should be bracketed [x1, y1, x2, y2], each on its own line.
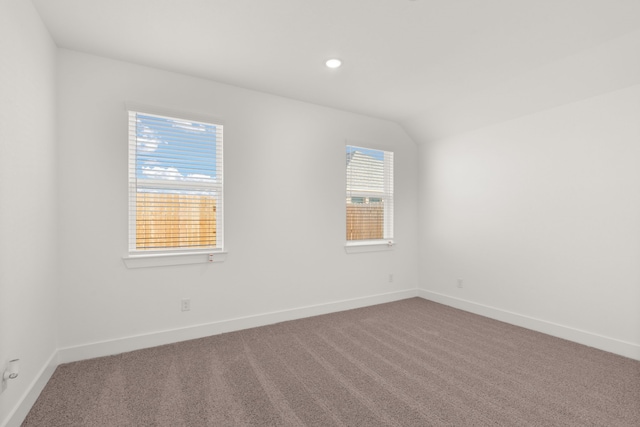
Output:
[346, 202, 384, 241]
[136, 193, 216, 249]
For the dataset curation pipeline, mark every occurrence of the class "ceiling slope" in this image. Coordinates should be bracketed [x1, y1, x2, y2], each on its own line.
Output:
[32, 0, 640, 143]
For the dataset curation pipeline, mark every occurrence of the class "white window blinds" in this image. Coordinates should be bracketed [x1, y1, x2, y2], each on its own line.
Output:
[346, 145, 394, 243]
[128, 111, 223, 253]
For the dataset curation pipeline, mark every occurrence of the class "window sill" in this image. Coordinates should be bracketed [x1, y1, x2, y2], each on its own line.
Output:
[122, 251, 228, 269]
[345, 240, 394, 254]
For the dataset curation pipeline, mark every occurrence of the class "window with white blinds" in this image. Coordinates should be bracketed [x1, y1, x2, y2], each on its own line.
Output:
[346, 145, 394, 243]
[128, 111, 223, 253]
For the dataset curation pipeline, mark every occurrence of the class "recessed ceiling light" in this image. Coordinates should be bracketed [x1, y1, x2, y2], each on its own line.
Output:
[325, 59, 342, 69]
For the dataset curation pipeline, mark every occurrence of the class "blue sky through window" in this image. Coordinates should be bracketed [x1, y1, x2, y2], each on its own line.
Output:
[346, 145, 384, 163]
[135, 113, 218, 185]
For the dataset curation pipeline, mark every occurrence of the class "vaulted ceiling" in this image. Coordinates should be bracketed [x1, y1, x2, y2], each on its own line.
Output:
[32, 0, 640, 143]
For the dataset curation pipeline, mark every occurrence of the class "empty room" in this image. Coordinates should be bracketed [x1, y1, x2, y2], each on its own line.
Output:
[1, 0, 639, 426]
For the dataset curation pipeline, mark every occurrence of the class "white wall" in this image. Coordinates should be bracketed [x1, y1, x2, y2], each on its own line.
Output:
[404, 28, 640, 143]
[419, 84, 640, 358]
[56, 50, 419, 353]
[0, 0, 58, 425]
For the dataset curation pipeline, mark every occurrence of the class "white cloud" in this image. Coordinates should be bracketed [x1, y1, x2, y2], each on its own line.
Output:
[136, 126, 166, 152]
[140, 168, 217, 184]
[186, 173, 214, 182]
[141, 166, 182, 180]
[174, 124, 206, 132]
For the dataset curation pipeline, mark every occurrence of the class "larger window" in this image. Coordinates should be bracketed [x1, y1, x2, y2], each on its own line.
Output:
[128, 111, 223, 253]
[346, 145, 394, 244]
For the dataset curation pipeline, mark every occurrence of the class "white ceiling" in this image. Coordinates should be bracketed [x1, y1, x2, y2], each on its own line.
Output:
[32, 0, 640, 143]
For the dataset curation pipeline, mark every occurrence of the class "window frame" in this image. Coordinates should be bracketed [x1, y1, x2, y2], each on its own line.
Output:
[345, 144, 394, 249]
[126, 106, 224, 262]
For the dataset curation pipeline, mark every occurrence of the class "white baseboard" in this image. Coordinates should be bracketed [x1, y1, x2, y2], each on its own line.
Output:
[418, 289, 640, 361]
[2, 351, 58, 427]
[58, 289, 420, 364]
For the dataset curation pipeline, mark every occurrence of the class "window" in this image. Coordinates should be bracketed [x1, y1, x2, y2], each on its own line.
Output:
[346, 145, 393, 244]
[128, 111, 223, 254]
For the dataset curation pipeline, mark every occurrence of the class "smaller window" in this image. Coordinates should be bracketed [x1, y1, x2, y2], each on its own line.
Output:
[346, 145, 394, 243]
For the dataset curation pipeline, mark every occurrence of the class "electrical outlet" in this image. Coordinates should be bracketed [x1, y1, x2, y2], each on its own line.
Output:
[181, 298, 191, 312]
[457, 279, 463, 289]
[389, 274, 394, 283]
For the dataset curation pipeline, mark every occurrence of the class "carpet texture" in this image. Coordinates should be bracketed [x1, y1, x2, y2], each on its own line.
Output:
[23, 298, 640, 426]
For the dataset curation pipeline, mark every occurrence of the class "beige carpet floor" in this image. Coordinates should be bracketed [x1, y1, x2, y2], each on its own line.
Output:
[23, 298, 640, 426]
